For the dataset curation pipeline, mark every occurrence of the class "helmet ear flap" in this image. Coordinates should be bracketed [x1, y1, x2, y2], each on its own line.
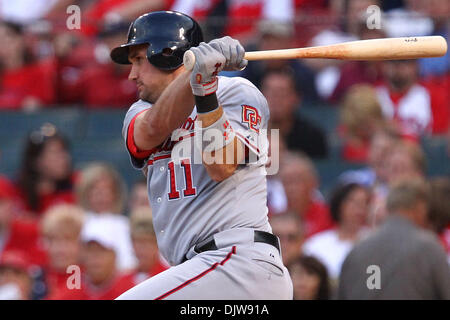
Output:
[162, 48, 174, 56]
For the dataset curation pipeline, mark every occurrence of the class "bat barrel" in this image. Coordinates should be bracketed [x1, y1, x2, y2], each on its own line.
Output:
[246, 36, 447, 61]
[183, 36, 448, 70]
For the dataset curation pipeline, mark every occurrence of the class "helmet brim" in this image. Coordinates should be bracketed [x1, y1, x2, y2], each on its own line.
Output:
[110, 44, 132, 65]
[110, 41, 148, 65]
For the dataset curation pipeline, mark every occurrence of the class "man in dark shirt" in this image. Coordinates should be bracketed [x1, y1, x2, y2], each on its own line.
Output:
[338, 179, 450, 300]
[261, 68, 328, 159]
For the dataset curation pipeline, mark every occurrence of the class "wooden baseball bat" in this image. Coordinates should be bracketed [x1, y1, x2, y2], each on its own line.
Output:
[183, 36, 447, 71]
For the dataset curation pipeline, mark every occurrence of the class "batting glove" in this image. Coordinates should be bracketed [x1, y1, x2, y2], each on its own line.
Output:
[208, 36, 248, 71]
[189, 42, 226, 96]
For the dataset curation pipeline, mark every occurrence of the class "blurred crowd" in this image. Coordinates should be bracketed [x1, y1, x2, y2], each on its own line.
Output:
[0, 0, 449, 300]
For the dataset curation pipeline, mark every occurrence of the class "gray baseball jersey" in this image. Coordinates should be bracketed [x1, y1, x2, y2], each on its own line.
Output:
[123, 76, 272, 266]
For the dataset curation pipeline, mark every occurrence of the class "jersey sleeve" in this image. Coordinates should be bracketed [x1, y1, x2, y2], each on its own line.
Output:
[217, 77, 270, 164]
[122, 100, 156, 169]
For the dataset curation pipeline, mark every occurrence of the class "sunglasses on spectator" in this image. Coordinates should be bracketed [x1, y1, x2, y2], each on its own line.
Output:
[29, 123, 58, 145]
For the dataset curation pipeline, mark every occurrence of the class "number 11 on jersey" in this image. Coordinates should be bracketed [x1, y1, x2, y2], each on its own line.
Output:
[167, 158, 197, 200]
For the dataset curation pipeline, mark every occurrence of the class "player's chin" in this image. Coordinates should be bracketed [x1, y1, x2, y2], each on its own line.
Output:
[138, 90, 154, 103]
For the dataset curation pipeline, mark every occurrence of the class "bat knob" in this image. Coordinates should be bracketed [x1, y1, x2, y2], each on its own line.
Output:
[183, 50, 196, 71]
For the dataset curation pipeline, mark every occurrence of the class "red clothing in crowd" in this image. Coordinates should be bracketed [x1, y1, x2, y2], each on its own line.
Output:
[81, 0, 137, 36]
[0, 175, 20, 202]
[302, 200, 335, 239]
[341, 142, 370, 163]
[440, 225, 450, 261]
[330, 61, 383, 104]
[337, 125, 371, 163]
[0, 59, 56, 109]
[376, 83, 432, 139]
[20, 191, 76, 217]
[0, 218, 48, 267]
[81, 0, 173, 36]
[122, 259, 169, 286]
[15, 173, 78, 216]
[55, 48, 137, 108]
[421, 74, 450, 135]
[44, 269, 72, 299]
[49, 273, 135, 300]
[70, 64, 136, 108]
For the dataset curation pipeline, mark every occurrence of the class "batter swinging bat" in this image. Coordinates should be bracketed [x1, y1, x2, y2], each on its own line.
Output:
[183, 36, 447, 71]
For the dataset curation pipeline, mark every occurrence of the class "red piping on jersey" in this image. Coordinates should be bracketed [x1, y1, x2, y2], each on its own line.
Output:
[127, 109, 157, 159]
[147, 154, 171, 165]
[178, 132, 195, 141]
[146, 132, 196, 165]
[154, 246, 237, 300]
[235, 131, 260, 154]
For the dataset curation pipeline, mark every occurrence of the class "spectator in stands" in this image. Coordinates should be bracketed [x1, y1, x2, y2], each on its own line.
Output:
[270, 213, 304, 267]
[338, 126, 401, 226]
[242, 19, 318, 104]
[79, 0, 168, 37]
[266, 133, 288, 215]
[328, 22, 385, 103]
[0, 20, 55, 109]
[55, 21, 138, 108]
[279, 152, 334, 238]
[288, 255, 330, 300]
[338, 179, 450, 299]
[0, 0, 68, 25]
[0, 250, 33, 300]
[0, 176, 47, 268]
[379, 0, 450, 135]
[383, 0, 434, 38]
[303, 183, 371, 283]
[262, 68, 328, 159]
[418, 0, 450, 78]
[0, 175, 21, 211]
[76, 162, 136, 271]
[385, 140, 426, 186]
[17, 123, 75, 217]
[77, 162, 127, 216]
[376, 59, 432, 139]
[40, 204, 85, 299]
[369, 139, 426, 228]
[303, 0, 378, 102]
[50, 214, 135, 300]
[339, 125, 401, 187]
[418, 0, 450, 135]
[339, 84, 385, 163]
[127, 177, 150, 214]
[122, 207, 167, 286]
[171, 0, 297, 43]
[427, 177, 450, 262]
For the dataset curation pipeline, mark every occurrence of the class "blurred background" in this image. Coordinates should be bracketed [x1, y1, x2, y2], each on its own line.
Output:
[0, 0, 448, 300]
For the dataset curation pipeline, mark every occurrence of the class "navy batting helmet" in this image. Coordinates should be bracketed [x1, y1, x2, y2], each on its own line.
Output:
[110, 11, 203, 70]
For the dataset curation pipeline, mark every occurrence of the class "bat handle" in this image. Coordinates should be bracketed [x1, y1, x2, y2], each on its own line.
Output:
[183, 50, 196, 71]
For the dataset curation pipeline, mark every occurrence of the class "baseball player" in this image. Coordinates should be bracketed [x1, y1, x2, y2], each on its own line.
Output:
[111, 11, 293, 299]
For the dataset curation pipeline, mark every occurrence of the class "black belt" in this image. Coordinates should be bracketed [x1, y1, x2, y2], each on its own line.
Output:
[194, 230, 280, 254]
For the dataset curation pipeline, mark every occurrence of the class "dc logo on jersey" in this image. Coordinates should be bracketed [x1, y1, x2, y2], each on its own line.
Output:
[241, 105, 261, 133]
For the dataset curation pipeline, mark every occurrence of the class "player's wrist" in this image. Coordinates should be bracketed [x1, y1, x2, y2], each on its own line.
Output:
[194, 93, 219, 114]
[194, 110, 235, 153]
[190, 77, 218, 97]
